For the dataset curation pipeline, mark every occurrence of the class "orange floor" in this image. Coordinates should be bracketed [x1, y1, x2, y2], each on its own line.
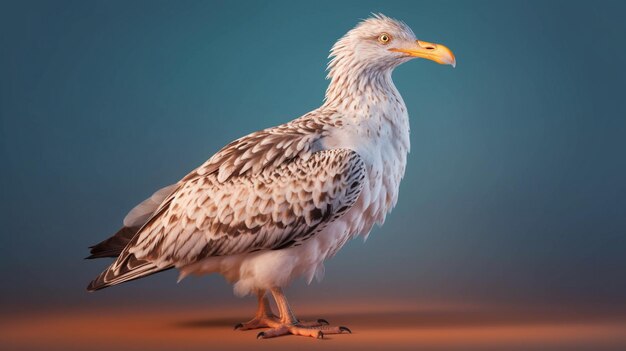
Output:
[2, 302, 625, 351]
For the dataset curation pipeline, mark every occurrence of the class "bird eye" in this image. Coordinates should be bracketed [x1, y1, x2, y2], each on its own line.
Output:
[378, 33, 391, 44]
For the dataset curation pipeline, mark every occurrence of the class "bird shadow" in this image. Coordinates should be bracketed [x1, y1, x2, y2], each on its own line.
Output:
[171, 306, 626, 330]
[175, 317, 244, 329]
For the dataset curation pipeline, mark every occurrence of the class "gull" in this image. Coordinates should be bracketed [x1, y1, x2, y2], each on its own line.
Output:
[87, 14, 455, 339]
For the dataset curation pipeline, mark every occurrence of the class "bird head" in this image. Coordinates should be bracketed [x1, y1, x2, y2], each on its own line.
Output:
[328, 14, 456, 75]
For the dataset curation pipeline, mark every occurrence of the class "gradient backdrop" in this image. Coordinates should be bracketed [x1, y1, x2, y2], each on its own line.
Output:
[1, 0, 626, 349]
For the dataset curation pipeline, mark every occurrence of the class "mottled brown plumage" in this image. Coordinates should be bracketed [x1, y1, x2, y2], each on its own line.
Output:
[88, 147, 365, 290]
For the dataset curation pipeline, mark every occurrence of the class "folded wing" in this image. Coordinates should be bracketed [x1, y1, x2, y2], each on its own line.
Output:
[87, 148, 365, 291]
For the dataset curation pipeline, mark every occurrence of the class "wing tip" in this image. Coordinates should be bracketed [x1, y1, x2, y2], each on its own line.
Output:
[86, 278, 106, 292]
[86, 226, 141, 260]
[86, 254, 173, 293]
[84, 251, 118, 260]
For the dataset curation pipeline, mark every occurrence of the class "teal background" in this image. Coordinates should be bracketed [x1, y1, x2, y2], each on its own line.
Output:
[1, 0, 625, 311]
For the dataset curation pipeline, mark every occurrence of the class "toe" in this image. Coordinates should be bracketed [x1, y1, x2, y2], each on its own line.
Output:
[257, 326, 290, 339]
[288, 326, 323, 338]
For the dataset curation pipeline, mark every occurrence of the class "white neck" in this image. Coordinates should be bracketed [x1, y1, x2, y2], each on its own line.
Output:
[319, 56, 411, 158]
[323, 55, 402, 112]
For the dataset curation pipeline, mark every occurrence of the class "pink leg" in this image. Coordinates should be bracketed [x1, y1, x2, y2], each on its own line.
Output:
[234, 290, 279, 330]
[255, 287, 351, 339]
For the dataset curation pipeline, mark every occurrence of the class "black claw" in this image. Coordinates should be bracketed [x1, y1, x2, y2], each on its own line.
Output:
[317, 318, 329, 325]
[234, 323, 243, 330]
[339, 326, 352, 334]
[257, 332, 266, 339]
[317, 331, 324, 339]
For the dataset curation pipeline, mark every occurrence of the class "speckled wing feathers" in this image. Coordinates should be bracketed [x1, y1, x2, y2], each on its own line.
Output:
[183, 115, 335, 183]
[135, 148, 365, 262]
[88, 115, 365, 291]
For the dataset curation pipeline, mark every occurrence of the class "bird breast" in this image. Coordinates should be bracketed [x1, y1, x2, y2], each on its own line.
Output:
[319, 102, 410, 246]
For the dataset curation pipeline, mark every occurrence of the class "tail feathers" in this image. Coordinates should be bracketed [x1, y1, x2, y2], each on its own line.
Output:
[87, 253, 172, 291]
[86, 226, 138, 259]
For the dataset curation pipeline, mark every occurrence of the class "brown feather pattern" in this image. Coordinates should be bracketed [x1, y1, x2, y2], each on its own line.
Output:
[88, 122, 365, 291]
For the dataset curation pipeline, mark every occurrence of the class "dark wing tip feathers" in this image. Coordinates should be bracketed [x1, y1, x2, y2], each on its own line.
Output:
[87, 198, 176, 292]
[84, 251, 120, 260]
[86, 226, 139, 260]
[86, 279, 102, 292]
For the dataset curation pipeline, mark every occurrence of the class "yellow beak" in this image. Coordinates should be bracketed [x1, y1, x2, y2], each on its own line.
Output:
[389, 40, 456, 67]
